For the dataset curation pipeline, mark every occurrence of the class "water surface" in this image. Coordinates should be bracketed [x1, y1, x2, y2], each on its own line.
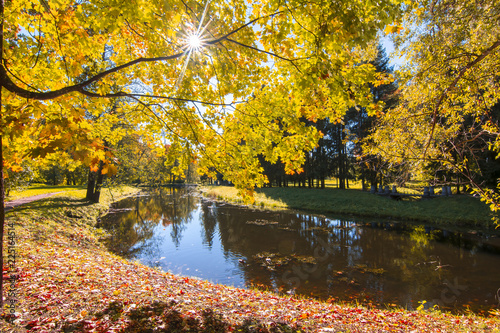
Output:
[100, 187, 500, 314]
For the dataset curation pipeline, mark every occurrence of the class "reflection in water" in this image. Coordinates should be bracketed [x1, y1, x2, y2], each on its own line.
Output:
[100, 187, 500, 314]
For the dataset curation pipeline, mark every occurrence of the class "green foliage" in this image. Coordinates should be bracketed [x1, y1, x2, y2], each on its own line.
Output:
[4, 161, 32, 197]
[30, 152, 89, 186]
[112, 134, 199, 185]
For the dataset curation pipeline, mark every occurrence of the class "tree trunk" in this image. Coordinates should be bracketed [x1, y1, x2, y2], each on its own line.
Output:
[361, 171, 366, 191]
[86, 168, 96, 200]
[337, 125, 346, 190]
[0, 112, 4, 311]
[92, 161, 104, 203]
[86, 161, 105, 203]
[52, 167, 57, 185]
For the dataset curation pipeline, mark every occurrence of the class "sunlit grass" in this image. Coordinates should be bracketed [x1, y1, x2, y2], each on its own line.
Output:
[7, 184, 86, 201]
[6, 184, 139, 203]
[200, 186, 288, 209]
[324, 178, 363, 189]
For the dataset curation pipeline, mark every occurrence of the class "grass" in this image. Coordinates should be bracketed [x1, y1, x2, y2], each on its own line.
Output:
[6, 184, 141, 203]
[1, 185, 500, 332]
[201, 185, 498, 230]
[6, 184, 87, 201]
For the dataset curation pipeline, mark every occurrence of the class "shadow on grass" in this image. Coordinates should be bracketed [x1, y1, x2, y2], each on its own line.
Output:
[254, 186, 387, 213]
[7, 196, 94, 215]
[59, 300, 301, 333]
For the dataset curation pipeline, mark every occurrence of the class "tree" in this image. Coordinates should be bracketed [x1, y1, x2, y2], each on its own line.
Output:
[358, 44, 399, 190]
[0, 0, 402, 307]
[32, 152, 86, 186]
[367, 0, 500, 216]
[113, 133, 197, 185]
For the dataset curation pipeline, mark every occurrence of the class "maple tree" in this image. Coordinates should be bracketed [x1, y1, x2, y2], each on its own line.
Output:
[0, 0, 403, 306]
[366, 0, 500, 218]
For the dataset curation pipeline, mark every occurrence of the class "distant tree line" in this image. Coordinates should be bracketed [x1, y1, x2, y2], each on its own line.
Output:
[11, 134, 199, 199]
[257, 45, 399, 190]
[258, 44, 500, 193]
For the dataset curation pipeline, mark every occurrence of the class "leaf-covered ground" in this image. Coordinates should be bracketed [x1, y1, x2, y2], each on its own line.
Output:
[1, 188, 500, 332]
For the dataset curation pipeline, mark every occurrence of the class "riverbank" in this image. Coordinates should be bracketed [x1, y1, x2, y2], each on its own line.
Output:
[1, 186, 499, 331]
[201, 186, 499, 230]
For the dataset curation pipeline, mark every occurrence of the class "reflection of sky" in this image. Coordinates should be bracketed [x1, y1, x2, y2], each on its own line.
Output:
[108, 191, 500, 313]
[136, 205, 246, 288]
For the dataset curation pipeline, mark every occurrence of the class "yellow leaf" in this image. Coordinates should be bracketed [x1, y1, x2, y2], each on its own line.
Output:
[384, 25, 403, 35]
[10, 165, 23, 172]
[108, 164, 118, 176]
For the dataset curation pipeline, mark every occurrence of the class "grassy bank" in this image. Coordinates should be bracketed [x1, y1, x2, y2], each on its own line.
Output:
[201, 186, 497, 229]
[6, 185, 88, 201]
[1, 186, 499, 332]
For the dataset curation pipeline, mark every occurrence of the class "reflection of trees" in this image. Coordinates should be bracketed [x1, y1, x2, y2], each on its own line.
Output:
[209, 204, 490, 310]
[200, 201, 218, 248]
[100, 199, 157, 258]
[103, 190, 499, 312]
[100, 187, 199, 255]
[212, 207, 362, 296]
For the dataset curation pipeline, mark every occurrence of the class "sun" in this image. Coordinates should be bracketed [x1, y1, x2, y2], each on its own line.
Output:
[175, 1, 211, 90]
[187, 34, 202, 50]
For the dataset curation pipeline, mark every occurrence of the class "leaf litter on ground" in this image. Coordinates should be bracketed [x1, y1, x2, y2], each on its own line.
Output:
[1, 188, 500, 332]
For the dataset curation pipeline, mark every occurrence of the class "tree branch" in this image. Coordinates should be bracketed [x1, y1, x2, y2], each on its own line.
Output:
[80, 90, 246, 107]
[0, 51, 188, 100]
[424, 38, 500, 158]
[0, 11, 286, 101]
[225, 37, 302, 73]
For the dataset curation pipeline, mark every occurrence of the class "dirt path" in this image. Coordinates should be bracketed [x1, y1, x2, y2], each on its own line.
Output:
[4, 192, 63, 211]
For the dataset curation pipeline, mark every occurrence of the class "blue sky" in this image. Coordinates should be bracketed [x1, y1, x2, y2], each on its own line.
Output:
[380, 35, 405, 70]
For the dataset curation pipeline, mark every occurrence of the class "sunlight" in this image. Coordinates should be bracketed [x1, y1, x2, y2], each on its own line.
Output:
[187, 33, 202, 51]
[175, 1, 212, 90]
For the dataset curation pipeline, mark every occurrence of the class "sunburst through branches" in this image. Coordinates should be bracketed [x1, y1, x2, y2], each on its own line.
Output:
[175, 1, 212, 90]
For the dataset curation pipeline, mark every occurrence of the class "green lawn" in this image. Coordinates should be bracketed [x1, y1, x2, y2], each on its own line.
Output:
[202, 185, 498, 230]
[6, 185, 87, 201]
[5, 184, 141, 204]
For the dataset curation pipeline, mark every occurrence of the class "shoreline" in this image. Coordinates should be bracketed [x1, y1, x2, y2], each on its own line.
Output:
[1, 186, 499, 331]
[200, 185, 500, 233]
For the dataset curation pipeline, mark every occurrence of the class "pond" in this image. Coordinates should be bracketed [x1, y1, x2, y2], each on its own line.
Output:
[99, 187, 500, 314]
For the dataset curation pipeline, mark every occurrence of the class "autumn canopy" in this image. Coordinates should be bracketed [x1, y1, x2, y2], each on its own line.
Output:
[0, 0, 402, 192]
